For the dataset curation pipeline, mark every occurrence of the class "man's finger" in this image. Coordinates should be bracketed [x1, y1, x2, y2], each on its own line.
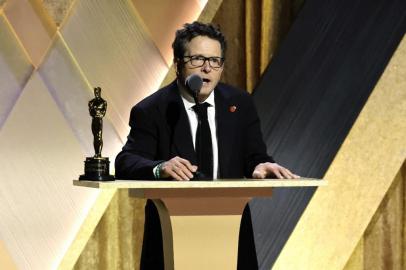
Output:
[252, 170, 266, 179]
[170, 164, 191, 181]
[274, 170, 283, 179]
[174, 167, 191, 181]
[173, 161, 194, 178]
[281, 169, 294, 179]
[285, 168, 293, 175]
[283, 168, 300, 179]
[161, 161, 186, 180]
[177, 157, 197, 172]
[167, 170, 183, 181]
[169, 168, 189, 181]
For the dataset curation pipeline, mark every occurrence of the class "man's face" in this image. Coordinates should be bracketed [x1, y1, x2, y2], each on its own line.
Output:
[177, 36, 224, 101]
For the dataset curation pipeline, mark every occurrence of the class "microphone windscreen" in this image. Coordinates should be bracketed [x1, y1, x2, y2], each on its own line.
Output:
[185, 74, 203, 95]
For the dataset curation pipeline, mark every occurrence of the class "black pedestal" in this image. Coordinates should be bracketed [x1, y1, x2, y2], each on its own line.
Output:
[79, 157, 115, 181]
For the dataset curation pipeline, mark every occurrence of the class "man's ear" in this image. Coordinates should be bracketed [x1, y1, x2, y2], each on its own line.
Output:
[174, 58, 182, 77]
[174, 59, 178, 75]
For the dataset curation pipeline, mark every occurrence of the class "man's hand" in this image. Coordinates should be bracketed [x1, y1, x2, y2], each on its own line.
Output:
[252, 162, 300, 179]
[160, 156, 197, 181]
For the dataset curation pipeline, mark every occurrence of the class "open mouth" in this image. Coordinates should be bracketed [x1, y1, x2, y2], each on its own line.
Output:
[202, 78, 211, 84]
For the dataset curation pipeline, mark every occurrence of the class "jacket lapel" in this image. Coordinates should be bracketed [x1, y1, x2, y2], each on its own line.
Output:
[162, 81, 197, 165]
[215, 87, 236, 178]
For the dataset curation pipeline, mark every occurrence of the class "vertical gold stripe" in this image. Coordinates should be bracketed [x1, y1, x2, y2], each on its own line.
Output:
[245, 0, 286, 92]
[260, 0, 272, 74]
[245, 0, 254, 92]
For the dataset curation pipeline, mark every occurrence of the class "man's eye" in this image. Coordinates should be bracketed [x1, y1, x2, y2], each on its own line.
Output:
[211, 58, 220, 64]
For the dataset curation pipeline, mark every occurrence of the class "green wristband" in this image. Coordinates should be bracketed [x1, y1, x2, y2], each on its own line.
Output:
[154, 162, 164, 179]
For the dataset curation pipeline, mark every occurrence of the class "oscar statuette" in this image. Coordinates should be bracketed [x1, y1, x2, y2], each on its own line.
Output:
[79, 87, 115, 181]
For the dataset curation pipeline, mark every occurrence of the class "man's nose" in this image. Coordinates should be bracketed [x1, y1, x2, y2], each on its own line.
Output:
[201, 60, 212, 72]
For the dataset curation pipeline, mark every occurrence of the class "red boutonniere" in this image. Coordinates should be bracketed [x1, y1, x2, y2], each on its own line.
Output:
[229, 105, 237, 113]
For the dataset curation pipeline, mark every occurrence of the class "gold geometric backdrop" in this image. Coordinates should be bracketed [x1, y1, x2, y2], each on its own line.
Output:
[1, 0, 405, 269]
[0, 0, 218, 269]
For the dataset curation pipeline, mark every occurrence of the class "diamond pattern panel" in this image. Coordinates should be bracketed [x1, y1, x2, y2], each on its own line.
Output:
[4, 0, 56, 67]
[60, 0, 168, 141]
[0, 0, 212, 268]
[0, 72, 99, 270]
[38, 33, 122, 160]
[0, 14, 33, 130]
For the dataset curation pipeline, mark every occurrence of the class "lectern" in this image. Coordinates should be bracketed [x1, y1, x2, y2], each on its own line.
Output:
[74, 179, 326, 269]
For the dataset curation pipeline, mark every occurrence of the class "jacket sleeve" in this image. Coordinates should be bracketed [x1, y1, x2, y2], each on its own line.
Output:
[115, 105, 164, 179]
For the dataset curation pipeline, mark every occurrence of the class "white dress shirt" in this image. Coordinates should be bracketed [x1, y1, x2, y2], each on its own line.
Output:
[179, 87, 219, 180]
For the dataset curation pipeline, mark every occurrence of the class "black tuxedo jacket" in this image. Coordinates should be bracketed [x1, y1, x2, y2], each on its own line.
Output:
[115, 80, 273, 179]
[115, 81, 271, 269]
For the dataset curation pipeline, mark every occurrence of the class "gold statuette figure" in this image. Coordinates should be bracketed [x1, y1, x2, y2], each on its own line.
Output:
[89, 87, 106, 158]
[79, 87, 115, 181]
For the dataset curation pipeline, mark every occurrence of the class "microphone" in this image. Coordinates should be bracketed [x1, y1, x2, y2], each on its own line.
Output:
[185, 74, 202, 102]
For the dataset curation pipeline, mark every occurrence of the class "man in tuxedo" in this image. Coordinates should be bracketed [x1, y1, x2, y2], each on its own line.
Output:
[115, 21, 298, 269]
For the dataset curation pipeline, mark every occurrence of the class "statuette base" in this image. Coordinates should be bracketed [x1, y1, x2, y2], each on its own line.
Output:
[79, 157, 115, 181]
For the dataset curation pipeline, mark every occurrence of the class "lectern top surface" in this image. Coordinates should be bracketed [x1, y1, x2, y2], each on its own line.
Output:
[73, 178, 326, 189]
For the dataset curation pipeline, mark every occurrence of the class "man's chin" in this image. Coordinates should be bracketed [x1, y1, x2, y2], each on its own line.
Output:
[203, 83, 216, 92]
[198, 88, 213, 100]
